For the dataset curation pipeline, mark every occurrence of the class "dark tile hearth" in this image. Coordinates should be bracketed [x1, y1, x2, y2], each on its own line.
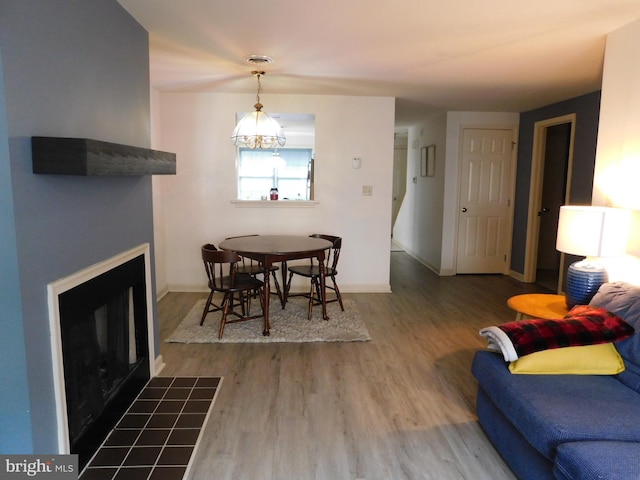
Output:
[80, 376, 221, 480]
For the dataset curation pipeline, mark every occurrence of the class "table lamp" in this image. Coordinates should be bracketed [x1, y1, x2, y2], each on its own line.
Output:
[556, 206, 630, 308]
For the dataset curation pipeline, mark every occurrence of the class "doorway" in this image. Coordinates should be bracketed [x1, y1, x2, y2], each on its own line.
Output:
[391, 134, 407, 251]
[523, 114, 576, 292]
[535, 123, 571, 290]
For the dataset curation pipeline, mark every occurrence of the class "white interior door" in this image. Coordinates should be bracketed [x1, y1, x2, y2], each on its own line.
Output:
[456, 128, 514, 273]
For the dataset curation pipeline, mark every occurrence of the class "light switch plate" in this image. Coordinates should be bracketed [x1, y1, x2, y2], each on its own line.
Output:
[362, 185, 373, 196]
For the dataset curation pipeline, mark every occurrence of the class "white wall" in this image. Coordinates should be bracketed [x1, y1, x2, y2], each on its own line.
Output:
[154, 92, 395, 293]
[592, 18, 640, 284]
[593, 18, 640, 211]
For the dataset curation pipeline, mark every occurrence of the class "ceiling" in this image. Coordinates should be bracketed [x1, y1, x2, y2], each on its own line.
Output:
[117, 0, 640, 129]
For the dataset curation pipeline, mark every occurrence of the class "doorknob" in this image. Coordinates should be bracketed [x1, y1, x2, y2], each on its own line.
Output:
[461, 207, 467, 212]
[538, 207, 550, 216]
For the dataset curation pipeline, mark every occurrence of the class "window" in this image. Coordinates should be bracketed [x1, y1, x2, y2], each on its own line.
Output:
[237, 148, 313, 200]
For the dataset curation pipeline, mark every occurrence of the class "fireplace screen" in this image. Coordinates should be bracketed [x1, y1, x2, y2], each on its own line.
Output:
[58, 254, 149, 465]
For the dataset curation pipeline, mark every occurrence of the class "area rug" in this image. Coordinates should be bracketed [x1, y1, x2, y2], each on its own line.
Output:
[165, 297, 371, 344]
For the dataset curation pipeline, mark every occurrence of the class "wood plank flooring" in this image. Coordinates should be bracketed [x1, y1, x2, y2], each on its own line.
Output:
[157, 252, 548, 480]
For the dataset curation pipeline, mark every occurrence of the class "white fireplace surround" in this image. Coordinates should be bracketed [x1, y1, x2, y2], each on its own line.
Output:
[47, 243, 162, 454]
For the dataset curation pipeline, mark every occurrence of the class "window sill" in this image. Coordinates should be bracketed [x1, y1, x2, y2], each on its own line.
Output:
[231, 200, 319, 208]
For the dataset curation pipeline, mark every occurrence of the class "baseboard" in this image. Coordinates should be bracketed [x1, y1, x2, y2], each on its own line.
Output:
[438, 267, 455, 276]
[509, 270, 526, 282]
[401, 249, 452, 276]
[156, 287, 169, 301]
[168, 284, 392, 294]
[154, 355, 166, 376]
[169, 284, 209, 293]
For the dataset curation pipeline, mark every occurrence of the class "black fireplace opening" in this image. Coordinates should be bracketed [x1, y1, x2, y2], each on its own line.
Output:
[59, 254, 150, 469]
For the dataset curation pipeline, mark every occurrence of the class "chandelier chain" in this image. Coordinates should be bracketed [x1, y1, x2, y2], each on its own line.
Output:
[253, 70, 265, 108]
[256, 73, 262, 105]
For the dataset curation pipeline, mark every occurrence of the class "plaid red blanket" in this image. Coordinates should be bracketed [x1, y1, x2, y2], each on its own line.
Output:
[497, 306, 635, 357]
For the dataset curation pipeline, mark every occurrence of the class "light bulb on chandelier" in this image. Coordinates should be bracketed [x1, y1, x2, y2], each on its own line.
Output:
[231, 70, 286, 149]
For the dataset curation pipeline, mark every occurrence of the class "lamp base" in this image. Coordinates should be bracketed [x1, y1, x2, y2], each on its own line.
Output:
[565, 260, 608, 309]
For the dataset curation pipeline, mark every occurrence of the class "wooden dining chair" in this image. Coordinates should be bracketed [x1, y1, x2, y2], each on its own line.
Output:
[225, 235, 284, 307]
[284, 234, 344, 320]
[200, 245, 265, 339]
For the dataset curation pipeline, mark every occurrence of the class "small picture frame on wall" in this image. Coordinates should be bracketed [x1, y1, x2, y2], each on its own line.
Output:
[426, 144, 436, 177]
[420, 147, 428, 176]
[421, 145, 436, 177]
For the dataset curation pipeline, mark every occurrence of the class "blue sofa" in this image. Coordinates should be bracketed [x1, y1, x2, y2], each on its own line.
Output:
[472, 282, 640, 480]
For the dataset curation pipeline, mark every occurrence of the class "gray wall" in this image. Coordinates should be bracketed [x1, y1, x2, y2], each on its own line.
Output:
[510, 91, 601, 274]
[0, 0, 157, 453]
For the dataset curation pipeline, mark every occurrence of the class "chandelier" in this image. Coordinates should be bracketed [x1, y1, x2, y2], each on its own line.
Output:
[231, 71, 286, 149]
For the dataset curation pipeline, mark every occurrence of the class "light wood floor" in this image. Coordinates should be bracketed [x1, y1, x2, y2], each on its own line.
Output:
[158, 252, 547, 480]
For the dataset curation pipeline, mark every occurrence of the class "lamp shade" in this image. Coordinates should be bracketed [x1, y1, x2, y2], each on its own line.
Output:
[231, 108, 286, 150]
[556, 206, 631, 258]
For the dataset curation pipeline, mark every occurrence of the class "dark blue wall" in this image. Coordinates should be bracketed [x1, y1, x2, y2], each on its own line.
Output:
[0, 0, 156, 453]
[510, 91, 601, 274]
[0, 51, 33, 452]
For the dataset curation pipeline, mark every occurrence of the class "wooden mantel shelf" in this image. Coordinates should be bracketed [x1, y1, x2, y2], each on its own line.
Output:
[32, 137, 176, 176]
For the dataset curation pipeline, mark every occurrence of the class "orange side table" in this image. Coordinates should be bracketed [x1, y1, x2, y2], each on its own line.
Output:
[507, 293, 569, 320]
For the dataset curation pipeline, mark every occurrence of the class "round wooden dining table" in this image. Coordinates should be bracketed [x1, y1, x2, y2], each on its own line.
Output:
[218, 235, 333, 335]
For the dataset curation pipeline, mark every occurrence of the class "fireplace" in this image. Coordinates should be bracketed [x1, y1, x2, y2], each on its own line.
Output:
[47, 244, 158, 468]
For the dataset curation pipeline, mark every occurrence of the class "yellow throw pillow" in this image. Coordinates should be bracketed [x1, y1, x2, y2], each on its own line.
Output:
[508, 343, 625, 375]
